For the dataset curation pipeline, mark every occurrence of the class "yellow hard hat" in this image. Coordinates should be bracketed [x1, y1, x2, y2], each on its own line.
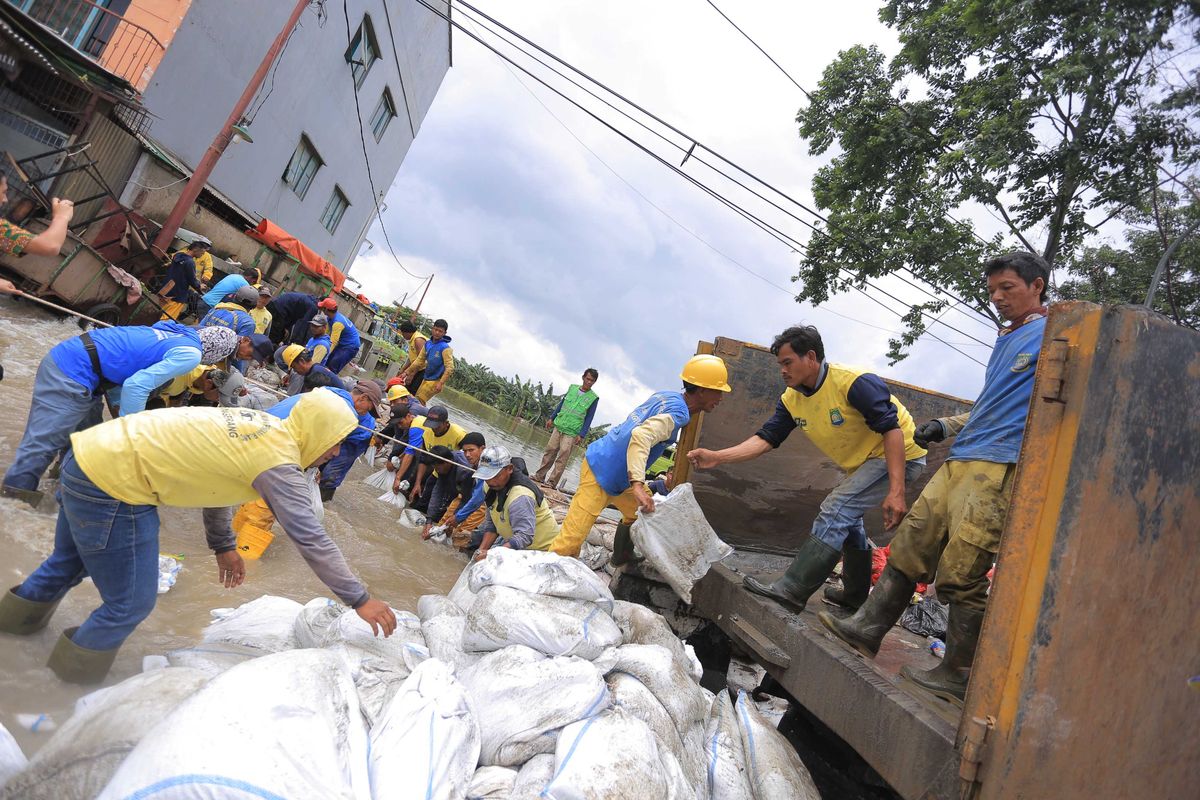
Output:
[681, 354, 732, 392]
[386, 384, 411, 402]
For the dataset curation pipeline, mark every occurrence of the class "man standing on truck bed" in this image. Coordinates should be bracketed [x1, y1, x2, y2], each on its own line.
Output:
[533, 368, 599, 489]
[688, 325, 927, 614]
[819, 252, 1050, 707]
[549, 355, 731, 562]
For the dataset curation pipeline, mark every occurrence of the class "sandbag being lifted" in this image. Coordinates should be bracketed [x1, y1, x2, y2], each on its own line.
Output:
[630, 483, 732, 604]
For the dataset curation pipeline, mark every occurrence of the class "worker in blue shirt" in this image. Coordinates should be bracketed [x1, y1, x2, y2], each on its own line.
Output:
[1, 324, 238, 506]
[265, 291, 319, 344]
[157, 242, 204, 321]
[821, 251, 1051, 708]
[317, 297, 362, 374]
[317, 380, 382, 501]
[198, 266, 259, 315]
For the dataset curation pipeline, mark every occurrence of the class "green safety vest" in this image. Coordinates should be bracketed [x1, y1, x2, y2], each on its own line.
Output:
[552, 384, 598, 437]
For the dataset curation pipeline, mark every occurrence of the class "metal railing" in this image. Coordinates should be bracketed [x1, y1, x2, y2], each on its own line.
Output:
[9, 0, 166, 90]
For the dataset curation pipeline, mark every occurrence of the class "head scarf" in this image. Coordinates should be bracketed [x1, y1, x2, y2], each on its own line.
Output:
[198, 326, 238, 364]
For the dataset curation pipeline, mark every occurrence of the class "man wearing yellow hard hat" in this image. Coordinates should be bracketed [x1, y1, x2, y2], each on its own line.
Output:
[548, 354, 731, 562]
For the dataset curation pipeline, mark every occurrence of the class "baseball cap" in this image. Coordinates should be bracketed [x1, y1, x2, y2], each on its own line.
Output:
[353, 379, 382, 407]
[309, 313, 328, 328]
[474, 445, 512, 480]
[247, 334, 274, 364]
[231, 285, 259, 305]
[258, 285, 273, 297]
[386, 384, 411, 402]
[426, 405, 449, 424]
[318, 297, 338, 311]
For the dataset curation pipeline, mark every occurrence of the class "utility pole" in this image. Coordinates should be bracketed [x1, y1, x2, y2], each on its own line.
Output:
[412, 274, 434, 318]
[151, 0, 310, 255]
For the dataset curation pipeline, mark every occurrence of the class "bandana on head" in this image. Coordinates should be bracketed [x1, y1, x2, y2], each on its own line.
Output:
[198, 326, 238, 364]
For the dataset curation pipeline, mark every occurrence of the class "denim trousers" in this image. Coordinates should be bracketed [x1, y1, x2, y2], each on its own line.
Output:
[16, 451, 160, 651]
[811, 457, 926, 550]
[2, 355, 104, 492]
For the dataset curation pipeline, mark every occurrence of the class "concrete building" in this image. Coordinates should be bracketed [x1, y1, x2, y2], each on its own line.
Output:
[140, 0, 450, 270]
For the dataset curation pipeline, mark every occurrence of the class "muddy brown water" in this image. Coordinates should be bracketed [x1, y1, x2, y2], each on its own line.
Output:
[0, 295, 583, 756]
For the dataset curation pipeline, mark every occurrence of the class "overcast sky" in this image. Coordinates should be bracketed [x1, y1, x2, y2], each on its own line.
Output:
[350, 0, 1003, 425]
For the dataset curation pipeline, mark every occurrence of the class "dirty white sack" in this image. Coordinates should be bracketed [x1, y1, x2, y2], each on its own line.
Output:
[421, 611, 483, 674]
[417, 593, 463, 623]
[468, 548, 614, 610]
[462, 585, 621, 660]
[541, 709, 693, 800]
[98, 650, 370, 800]
[606, 672, 683, 767]
[349, 654, 412, 729]
[294, 597, 344, 647]
[459, 645, 610, 766]
[400, 508, 427, 527]
[610, 600, 694, 677]
[735, 690, 821, 800]
[378, 488, 409, 509]
[163, 642, 262, 675]
[630, 483, 732, 603]
[0, 723, 25, 793]
[364, 467, 393, 490]
[323, 607, 428, 669]
[705, 691, 754, 800]
[465, 765, 518, 799]
[2, 668, 210, 800]
[510, 754, 556, 800]
[612, 644, 710, 746]
[368, 659, 481, 800]
[201, 594, 302, 653]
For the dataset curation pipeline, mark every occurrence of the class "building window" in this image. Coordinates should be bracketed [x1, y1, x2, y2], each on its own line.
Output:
[345, 15, 380, 88]
[282, 135, 322, 199]
[370, 89, 396, 141]
[320, 186, 350, 233]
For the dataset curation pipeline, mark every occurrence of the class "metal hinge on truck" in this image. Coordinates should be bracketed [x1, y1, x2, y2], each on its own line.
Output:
[958, 715, 994, 800]
[1039, 337, 1072, 404]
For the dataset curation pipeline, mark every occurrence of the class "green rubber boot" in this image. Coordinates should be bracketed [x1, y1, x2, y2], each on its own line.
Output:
[900, 605, 984, 707]
[818, 564, 916, 657]
[46, 626, 119, 685]
[823, 546, 873, 612]
[609, 523, 642, 567]
[1, 484, 43, 509]
[0, 586, 62, 635]
[743, 535, 841, 613]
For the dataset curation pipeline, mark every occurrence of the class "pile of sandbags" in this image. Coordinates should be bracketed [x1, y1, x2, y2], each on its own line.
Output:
[1, 550, 819, 800]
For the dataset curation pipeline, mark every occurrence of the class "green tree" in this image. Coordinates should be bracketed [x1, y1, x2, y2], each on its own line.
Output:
[796, 0, 1198, 361]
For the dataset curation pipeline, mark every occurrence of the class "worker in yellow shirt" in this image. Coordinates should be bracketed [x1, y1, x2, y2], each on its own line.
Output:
[192, 241, 214, 287]
[249, 285, 274, 335]
[548, 355, 731, 562]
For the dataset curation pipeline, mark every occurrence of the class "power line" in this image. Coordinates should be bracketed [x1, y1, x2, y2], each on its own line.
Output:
[702, 0, 811, 99]
[414, 0, 989, 365]
[378, 0, 418, 139]
[341, 0, 431, 290]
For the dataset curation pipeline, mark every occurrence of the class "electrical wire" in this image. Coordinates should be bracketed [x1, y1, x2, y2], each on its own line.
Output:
[378, 0, 419, 139]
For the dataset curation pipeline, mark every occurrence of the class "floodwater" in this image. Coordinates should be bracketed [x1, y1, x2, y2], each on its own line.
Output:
[0, 294, 580, 756]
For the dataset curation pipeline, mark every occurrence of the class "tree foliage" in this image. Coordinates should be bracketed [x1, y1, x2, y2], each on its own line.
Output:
[796, 0, 1199, 360]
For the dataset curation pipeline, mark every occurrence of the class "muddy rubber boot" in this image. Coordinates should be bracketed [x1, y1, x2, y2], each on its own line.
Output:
[0, 586, 62, 635]
[46, 626, 119, 685]
[818, 564, 916, 658]
[319, 486, 336, 503]
[900, 605, 984, 707]
[823, 546, 873, 612]
[609, 523, 642, 567]
[1, 484, 43, 509]
[743, 535, 841, 613]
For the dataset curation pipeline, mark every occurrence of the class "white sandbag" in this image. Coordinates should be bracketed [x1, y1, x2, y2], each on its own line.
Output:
[606, 672, 681, 764]
[99, 650, 371, 800]
[684, 644, 704, 683]
[735, 690, 821, 800]
[467, 766, 518, 800]
[364, 467, 393, 490]
[611, 645, 710, 745]
[706, 691, 754, 800]
[585, 524, 616, 551]
[368, 659, 481, 800]
[306, 466, 325, 523]
[468, 547, 614, 611]
[429, 525, 449, 544]
[577, 542, 610, 571]
[421, 613, 483, 674]
[460, 646, 610, 767]
[323, 607, 428, 669]
[362, 444, 378, 467]
[378, 488, 409, 509]
[541, 709, 692, 800]
[164, 642, 262, 675]
[510, 754, 556, 800]
[0, 723, 26, 792]
[630, 483, 732, 603]
[400, 508, 427, 527]
[448, 562, 484, 614]
[462, 586, 621, 660]
[3, 668, 210, 800]
[294, 597, 344, 647]
[351, 655, 413, 729]
[610, 600, 693, 676]
[201, 594, 303, 652]
[418, 593, 464, 623]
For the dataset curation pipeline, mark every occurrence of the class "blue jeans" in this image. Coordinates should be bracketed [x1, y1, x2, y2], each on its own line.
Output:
[16, 452, 160, 651]
[812, 457, 926, 551]
[319, 436, 370, 491]
[3, 355, 104, 492]
[325, 343, 358, 374]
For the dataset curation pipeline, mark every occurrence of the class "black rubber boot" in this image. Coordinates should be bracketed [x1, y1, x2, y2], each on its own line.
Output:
[743, 535, 841, 613]
[818, 564, 916, 658]
[0, 586, 62, 635]
[609, 523, 641, 567]
[823, 546, 873, 612]
[1, 484, 43, 509]
[47, 626, 119, 685]
[900, 605, 984, 707]
[319, 486, 336, 503]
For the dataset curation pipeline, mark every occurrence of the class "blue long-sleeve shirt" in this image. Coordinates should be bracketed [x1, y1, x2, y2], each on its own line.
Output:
[163, 253, 200, 302]
[201, 274, 249, 308]
[112, 346, 203, 415]
[454, 479, 486, 524]
[754, 363, 900, 447]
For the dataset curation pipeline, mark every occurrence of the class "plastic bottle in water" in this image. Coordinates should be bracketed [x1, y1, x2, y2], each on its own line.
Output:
[929, 639, 945, 658]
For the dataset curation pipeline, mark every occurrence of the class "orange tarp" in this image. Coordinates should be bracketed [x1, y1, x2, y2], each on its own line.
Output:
[247, 219, 346, 293]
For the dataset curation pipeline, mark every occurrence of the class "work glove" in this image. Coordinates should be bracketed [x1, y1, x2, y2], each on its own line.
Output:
[913, 419, 946, 449]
